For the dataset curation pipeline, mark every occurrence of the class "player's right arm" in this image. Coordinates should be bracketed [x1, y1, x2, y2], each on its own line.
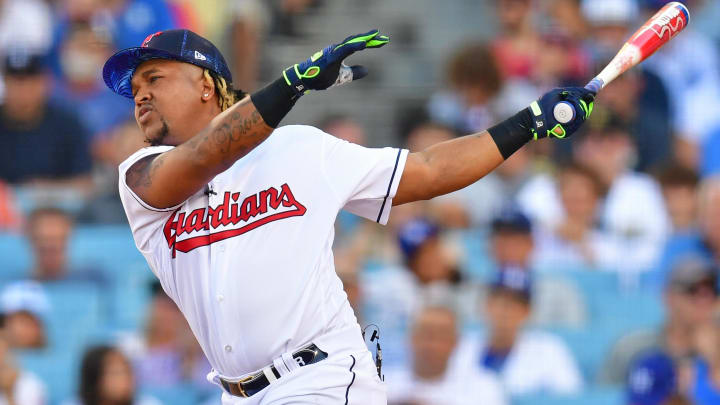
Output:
[394, 88, 596, 205]
[127, 30, 389, 209]
[125, 96, 268, 208]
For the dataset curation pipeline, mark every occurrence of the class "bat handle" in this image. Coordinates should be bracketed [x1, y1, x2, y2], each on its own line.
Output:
[584, 78, 604, 94]
[552, 77, 604, 123]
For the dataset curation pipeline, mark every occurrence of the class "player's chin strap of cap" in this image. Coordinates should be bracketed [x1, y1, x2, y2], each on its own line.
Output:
[219, 343, 328, 398]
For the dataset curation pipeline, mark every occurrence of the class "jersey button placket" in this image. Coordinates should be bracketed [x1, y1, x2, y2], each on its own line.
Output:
[225, 345, 232, 353]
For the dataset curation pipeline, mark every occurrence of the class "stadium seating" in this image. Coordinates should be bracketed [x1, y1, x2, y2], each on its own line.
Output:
[5, 225, 665, 403]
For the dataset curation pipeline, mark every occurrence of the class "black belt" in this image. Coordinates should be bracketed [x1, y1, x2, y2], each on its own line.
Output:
[220, 343, 328, 398]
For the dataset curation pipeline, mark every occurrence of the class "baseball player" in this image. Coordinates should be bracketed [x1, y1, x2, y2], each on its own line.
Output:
[103, 29, 595, 404]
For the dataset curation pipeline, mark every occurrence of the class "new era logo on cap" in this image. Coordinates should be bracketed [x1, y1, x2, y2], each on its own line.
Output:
[194, 51, 207, 61]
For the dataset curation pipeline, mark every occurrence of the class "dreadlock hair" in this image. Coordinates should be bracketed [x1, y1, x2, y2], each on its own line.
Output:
[203, 69, 247, 111]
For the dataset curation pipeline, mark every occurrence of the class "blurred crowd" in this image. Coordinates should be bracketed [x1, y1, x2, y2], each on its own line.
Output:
[2, 0, 720, 404]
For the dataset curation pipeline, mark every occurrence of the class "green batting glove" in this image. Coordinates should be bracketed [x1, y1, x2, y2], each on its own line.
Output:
[282, 29, 389, 98]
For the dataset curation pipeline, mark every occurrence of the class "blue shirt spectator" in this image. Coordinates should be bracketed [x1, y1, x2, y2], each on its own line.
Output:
[651, 175, 720, 290]
[0, 51, 91, 185]
[51, 23, 133, 139]
[691, 359, 720, 405]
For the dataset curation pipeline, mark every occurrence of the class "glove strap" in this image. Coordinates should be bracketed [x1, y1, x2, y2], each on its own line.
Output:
[487, 108, 534, 159]
[283, 60, 324, 98]
[282, 65, 308, 98]
[529, 100, 567, 139]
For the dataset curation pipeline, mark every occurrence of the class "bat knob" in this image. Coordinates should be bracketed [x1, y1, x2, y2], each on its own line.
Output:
[553, 101, 575, 124]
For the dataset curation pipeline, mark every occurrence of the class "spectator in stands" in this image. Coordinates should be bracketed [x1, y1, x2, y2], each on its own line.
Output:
[52, 23, 133, 141]
[385, 305, 507, 405]
[0, 0, 52, 54]
[0, 318, 47, 405]
[657, 165, 699, 235]
[626, 350, 691, 405]
[0, 50, 92, 190]
[490, 210, 587, 328]
[639, 0, 720, 169]
[120, 282, 208, 389]
[0, 0, 53, 100]
[79, 118, 146, 224]
[532, 162, 612, 270]
[490, 0, 536, 81]
[542, 0, 588, 39]
[427, 42, 506, 134]
[26, 207, 105, 285]
[0, 281, 48, 349]
[61, 345, 161, 405]
[582, 0, 672, 171]
[361, 218, 470, 367]
[599, 257, 718, 385]
[398, 218, 464, 292]
[520, 113, 670, 277]
[452, 268, 583, 396]
[103, 0, 177, 51]
[531, 30, 591, 91]
[227, 0, 270, 92]
[655, 175, 720, 288]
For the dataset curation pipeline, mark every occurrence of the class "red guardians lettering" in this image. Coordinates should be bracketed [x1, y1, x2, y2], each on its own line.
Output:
[163, 183, 306, 257]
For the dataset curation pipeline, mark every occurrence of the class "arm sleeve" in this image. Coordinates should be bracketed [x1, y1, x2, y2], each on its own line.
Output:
[320, 133, 408, 225]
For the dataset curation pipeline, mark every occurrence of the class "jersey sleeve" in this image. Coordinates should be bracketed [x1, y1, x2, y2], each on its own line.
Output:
[117, 145, 179, 253]
[320, 133, 408, 225]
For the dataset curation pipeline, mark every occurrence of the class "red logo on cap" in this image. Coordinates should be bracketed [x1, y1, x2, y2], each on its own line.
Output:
[141, 31, 163, 48]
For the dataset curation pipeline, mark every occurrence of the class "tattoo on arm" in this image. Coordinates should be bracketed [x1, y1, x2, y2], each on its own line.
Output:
[126, 154, 165, 191]
[186, 98, 265, 167]
[124, 99, 269, 205]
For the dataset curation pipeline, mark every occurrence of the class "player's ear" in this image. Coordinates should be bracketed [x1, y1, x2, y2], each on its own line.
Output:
[200, 70, 215, 102]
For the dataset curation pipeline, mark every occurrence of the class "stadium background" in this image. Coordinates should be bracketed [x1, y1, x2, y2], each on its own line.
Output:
[1, 0, 720, 404]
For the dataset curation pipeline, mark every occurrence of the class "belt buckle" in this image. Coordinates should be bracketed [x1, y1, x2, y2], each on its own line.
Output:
[235, 375, 254, 398]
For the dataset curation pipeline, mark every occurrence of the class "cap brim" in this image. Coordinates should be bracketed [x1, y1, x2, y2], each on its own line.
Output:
[103, 47, 180, 99]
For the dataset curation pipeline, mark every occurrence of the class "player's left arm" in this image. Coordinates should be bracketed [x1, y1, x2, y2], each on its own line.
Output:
[393, 87, 595, 205]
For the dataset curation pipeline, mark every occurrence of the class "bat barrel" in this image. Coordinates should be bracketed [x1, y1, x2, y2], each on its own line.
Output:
[551, 1, 689, 128]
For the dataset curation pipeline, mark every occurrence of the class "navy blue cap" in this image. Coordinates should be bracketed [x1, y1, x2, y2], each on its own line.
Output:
[491, 266, 532, 300]
[627, 351, 676, 405]
[397, 218, 439, 260]
[4, 49, 47, 76]
[491, 209, 532, 234]
[103, 29, 233, 99]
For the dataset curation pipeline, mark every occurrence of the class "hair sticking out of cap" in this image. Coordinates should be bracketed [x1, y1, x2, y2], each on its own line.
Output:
[204, 69, 247, 111]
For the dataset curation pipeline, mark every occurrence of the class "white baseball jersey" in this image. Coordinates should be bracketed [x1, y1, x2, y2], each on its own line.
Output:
[118, 125, 408, 380]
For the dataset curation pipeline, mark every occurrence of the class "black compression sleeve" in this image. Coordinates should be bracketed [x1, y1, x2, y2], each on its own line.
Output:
[487, 108, 534, 159]
[250, 78, 298, 128]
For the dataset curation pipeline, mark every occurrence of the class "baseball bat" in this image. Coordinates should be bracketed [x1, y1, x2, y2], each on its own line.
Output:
[553, 1, 690, 123]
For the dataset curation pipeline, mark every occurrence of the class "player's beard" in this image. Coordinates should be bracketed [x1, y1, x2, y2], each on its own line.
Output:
[146, 118, 170, 146]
